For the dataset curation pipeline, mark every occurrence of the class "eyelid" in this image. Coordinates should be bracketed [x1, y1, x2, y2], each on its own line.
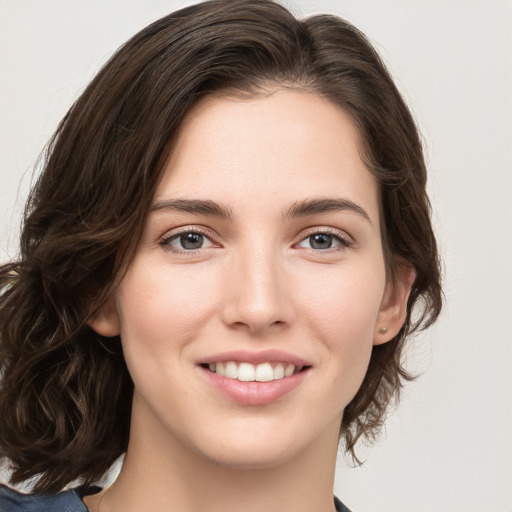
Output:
[294, 226, 353, 250]
[158, 224, 353, 254]
[159, 225, 220, 253]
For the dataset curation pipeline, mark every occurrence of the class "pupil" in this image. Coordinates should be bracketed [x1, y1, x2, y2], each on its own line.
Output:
[310, 233, 332, 249]
[181, 233, 203, 250]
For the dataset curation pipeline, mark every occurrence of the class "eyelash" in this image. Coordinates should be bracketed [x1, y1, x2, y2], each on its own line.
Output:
[159, 226, 352, 255]
[295, 228, 352, 253]
[160, 227, 218, 254]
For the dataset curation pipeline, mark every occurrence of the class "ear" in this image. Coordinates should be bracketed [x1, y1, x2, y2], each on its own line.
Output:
[373, 262, 416, 346]
[88, 294, 120, 337]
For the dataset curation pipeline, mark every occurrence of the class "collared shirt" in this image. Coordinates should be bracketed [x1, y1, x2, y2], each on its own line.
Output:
[0, 485, 352, 511]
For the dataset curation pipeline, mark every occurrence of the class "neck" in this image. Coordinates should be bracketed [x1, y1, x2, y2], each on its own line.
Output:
[94, 402, 341, 512]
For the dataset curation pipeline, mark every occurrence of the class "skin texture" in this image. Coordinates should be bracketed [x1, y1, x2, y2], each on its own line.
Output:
[87, 90, 412, 512]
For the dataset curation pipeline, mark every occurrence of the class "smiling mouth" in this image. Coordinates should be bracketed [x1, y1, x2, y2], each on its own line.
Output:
[202, 361, 307, 382]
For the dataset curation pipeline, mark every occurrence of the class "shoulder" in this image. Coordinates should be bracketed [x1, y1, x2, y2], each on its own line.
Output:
[334, 495, 353, 512]
[0, 484, 100, 512]
[0, 486, 349, 512]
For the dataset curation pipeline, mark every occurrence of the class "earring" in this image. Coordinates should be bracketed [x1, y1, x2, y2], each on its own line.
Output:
[379, 326, 388, 334]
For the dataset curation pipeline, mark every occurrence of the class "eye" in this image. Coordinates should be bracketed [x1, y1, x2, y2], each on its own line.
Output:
[296, 231, 350, 251]
[161, 229, 216, 252]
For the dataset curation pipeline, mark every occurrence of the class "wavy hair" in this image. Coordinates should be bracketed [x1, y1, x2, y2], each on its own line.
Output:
[0, 0, 442, 492]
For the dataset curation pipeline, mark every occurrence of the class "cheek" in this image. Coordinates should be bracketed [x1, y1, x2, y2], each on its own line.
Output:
[114, 263, 218, 406]
[116, 262, 220, 342]
[294, 261, 385, 396]
[297, 262, 385, 340]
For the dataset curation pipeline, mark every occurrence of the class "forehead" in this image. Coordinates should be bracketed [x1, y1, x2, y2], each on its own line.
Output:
[155, 90, 380, 226]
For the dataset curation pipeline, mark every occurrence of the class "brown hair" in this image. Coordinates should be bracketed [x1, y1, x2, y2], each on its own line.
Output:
[0, 0, 441, 492]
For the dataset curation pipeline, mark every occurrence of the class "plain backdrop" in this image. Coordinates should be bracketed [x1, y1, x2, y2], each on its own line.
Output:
[0, 1, 511, 511]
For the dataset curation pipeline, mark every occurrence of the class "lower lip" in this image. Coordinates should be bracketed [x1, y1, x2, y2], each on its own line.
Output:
[200, 366, 309, 406]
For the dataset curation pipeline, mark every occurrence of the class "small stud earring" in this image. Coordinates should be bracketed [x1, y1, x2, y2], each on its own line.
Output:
[379, 326, 388, 334]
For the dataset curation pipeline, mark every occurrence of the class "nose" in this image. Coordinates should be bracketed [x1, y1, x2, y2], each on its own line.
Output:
[221, 245, 295, 335]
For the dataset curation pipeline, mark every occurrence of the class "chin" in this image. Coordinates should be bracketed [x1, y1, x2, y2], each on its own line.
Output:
[201, 442, 298, 471]
[189, 417, 333, 471]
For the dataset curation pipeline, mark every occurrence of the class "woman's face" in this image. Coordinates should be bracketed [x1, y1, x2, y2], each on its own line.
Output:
[92, 90, 409, 469]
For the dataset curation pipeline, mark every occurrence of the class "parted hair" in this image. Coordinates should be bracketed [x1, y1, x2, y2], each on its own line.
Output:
[0, 0, 441, 492]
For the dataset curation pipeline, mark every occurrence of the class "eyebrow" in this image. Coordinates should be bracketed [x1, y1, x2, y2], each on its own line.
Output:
[151, 197, 371, 224]
[151, 198, 233, 218]
[284, 197, 372, 224]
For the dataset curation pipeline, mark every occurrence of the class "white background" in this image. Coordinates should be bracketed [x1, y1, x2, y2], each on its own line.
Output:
[0, 1, 511, 511]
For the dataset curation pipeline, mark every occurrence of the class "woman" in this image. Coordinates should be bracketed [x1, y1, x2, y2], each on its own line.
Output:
[0, 1, 442, 510]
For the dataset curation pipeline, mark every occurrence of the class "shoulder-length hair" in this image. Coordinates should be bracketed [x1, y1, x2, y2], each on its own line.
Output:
[0, 0, 442, 492]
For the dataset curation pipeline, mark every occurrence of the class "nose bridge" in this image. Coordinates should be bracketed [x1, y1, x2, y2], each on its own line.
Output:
[223, 238, 292, 333]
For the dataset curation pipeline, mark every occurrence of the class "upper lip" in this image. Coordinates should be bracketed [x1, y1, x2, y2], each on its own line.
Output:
[199, 349, 310, 367]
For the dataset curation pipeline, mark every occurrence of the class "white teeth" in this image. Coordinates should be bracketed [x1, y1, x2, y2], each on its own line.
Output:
[274, 364, 285, 379]
[208, 361, 300, 382]
[225, 361, 238, 379]
[255, 362, 274, 382]
[284, 363, 295, 377]
[237, 362, 255, 381]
